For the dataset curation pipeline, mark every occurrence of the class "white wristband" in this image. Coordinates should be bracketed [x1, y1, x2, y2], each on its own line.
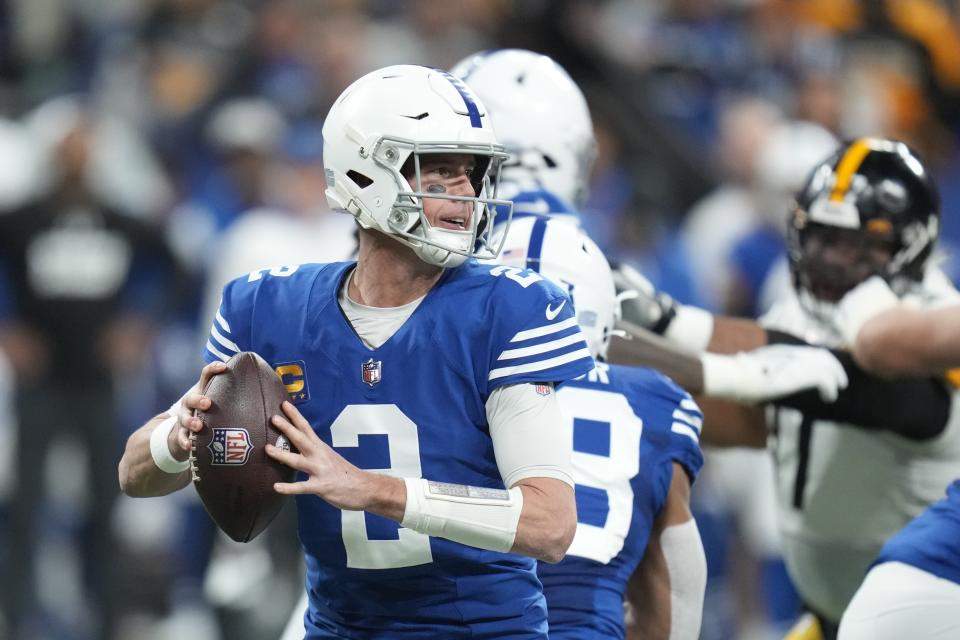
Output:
[664, 304, 714, 353]
[149, 414, 190, 474]
[700, 352, 751, 401]
[401, 478, 523, 553]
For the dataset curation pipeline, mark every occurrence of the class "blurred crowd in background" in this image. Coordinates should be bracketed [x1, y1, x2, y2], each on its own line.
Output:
[1, 1, 959, 639]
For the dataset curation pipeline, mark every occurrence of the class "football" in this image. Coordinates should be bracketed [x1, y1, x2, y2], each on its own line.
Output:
[190, 351, 298, 542]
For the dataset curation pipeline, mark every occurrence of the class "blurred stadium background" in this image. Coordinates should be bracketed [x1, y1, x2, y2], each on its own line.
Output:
[1, 1, 959, 639]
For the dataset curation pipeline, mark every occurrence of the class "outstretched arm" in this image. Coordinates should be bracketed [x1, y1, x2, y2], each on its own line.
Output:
[837, 275, 960, 376]
[855, 304, 960, 376]
[612, 264, 767, 357]
[610, 324, 949, 441]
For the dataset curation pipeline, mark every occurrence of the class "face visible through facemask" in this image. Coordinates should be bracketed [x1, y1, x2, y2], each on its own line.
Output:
[405, 153, 477, 232]
[798, 224, 895, 302]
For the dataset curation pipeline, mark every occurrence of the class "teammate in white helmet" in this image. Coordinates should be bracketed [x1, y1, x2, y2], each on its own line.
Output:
[451, 48, 596, 223]
[492, 215, 708, 640]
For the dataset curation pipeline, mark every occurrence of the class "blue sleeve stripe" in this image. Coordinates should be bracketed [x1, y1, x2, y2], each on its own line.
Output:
[211, 325, 241, 353]
[679, 398, 700, 412]
[510, 316, 578, 342]
[205, 340, 232, 362]
[489, 347, 592, 381]
[498, 333, 585, 361]
[672, 422, 700, 444]
[672, 409, 703, 433]
[215, 307, 232, 333]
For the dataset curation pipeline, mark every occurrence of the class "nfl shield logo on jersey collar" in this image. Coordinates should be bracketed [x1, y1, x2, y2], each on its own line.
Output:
[361, 358, 382, 386]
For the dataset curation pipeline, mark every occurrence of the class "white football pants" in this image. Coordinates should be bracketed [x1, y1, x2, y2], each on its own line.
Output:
[838, 561, 960, 640]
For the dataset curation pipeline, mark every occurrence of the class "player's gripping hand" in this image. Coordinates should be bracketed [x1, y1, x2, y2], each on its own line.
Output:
[266, 401, 382, 512]
[701, 345, 849, 403]
[611, 262, 678, 334]
[169, 360, 228, 461]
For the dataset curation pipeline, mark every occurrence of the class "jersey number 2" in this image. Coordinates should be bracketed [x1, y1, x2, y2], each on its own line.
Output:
[330, 405, 434, 569]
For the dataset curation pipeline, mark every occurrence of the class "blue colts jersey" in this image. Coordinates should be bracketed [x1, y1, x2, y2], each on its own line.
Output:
[538, 363, 704, 639]
[203, 260, 594, 639]
[876, 479, 960, 586]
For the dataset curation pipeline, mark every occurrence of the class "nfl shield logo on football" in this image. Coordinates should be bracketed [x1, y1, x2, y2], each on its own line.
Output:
[361, 358, 382, 386]
[208, 428, 253, 465]
[534, 383, 551, 396]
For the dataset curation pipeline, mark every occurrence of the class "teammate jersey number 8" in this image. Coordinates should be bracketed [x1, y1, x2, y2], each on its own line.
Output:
[561, 386, 643, 563]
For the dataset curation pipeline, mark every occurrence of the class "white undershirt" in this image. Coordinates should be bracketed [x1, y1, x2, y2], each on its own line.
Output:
[336, 267, 573, 488]
[338, 268, 426, 349]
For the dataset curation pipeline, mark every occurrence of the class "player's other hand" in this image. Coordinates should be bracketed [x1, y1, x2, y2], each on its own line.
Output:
[266, 401, 372, 511]
[702, 345, 849, 403]
[611, 262, 677, 334]
[169, 360, 228, 461]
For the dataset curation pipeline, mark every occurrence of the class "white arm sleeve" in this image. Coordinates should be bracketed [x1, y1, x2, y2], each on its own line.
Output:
[485, 383, 574, 488]
[662, 518, 707, 640]
[400, 383, 572, 553]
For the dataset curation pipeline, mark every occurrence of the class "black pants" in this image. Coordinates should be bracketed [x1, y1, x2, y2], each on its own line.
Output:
[5, 383, 120, 640]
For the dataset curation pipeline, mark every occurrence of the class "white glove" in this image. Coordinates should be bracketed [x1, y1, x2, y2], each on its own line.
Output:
[835, 276, 899, 346]
[701, 345, 849, 404]
[612, 262, 714, 352]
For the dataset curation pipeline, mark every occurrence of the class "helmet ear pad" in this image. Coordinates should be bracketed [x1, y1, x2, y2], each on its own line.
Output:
[788, 138, 940, 307]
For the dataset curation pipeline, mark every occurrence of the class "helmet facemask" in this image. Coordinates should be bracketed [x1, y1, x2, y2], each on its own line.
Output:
[790, 217, 895, 304]
[365, 135, 513, 267]
[322, 65, 516, 269]
[787, 138, 940, 320]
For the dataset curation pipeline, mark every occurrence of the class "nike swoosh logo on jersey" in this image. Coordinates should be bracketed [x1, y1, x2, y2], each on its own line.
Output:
[545, 300, 566, 320]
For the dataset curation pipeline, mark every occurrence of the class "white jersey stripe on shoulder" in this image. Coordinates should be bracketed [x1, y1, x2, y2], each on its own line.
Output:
[498, 334, 586, 361]
[489, 347, 592, 381]
[680, 398, 700, 412]
[211, 325, 240, 354]
[672, 409, 703, 432]
[205, 340, 232, 362]
[215, 308, 232, 334]
[671, 422, 700, 444]
[509, 317, 579, 343]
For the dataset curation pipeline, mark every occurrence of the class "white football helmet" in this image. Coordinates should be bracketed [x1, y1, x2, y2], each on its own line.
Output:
[323, 65, 513, 268]
[451, 49, 596, 207]
[493, 216, 617, 360]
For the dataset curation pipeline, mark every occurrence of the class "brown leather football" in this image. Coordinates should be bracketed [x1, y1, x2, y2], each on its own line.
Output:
[190, 351, 297, 542]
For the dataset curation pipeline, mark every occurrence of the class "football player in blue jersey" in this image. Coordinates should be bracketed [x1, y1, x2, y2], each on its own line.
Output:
[118, 65, 597, 639]
[494, 215, 707, 639]
[827, 282, 960, 639]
